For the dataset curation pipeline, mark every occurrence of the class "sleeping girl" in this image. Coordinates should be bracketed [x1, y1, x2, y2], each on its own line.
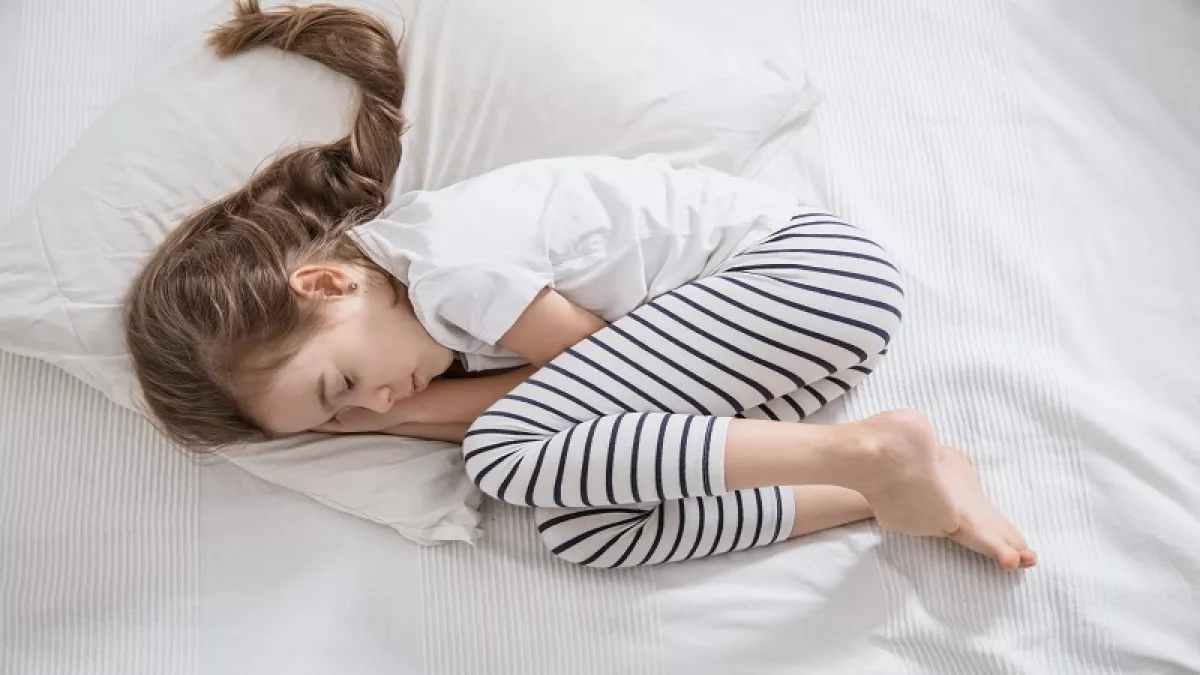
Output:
[125, 0, 1036, 570]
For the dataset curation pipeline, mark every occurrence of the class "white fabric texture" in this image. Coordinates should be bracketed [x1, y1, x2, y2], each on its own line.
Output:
[351, 156, 800, 371]
[228, 433, 482, 545]
[0, 0, 818, 542]
[3, 0, 1200, 674]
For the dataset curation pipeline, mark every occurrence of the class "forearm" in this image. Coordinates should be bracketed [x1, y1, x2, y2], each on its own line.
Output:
[500, 288, 608, 367]
[406, 366, 537, 425]
[385, 421, 472, 444]
[391, 290, 605, 443]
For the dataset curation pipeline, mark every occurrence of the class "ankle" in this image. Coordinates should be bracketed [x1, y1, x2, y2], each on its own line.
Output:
[723, 418, 875, 491]
[825, 421, 883, 488]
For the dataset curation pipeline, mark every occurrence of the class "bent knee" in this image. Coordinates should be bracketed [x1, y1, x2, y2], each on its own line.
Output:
[460, 417, 539, 503]
[535, 507, 652, 569]
[844, 233, 905, 355]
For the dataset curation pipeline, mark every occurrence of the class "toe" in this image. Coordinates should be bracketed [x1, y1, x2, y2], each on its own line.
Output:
[951, 521, 1021, 571]
[1003, 527, 1028, 552]
[986, 539, 1021, 571]
[1000, 523, 1034, 569]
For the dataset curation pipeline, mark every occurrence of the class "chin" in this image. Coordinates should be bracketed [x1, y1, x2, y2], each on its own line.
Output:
[434, 349, 456, 376]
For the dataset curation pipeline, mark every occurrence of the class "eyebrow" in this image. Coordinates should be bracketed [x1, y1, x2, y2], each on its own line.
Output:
[317, 373, 333, 412]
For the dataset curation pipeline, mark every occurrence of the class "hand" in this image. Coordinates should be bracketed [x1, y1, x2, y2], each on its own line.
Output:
[313, 397, 420, 435]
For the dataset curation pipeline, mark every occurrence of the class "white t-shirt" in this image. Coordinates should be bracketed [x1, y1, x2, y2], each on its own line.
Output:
[347, 156, 801, 371]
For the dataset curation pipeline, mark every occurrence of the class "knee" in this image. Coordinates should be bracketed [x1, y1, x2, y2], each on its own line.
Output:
[852, 234, 906, 352]
[858, 231, 905, 296]
[460, 447, 496, 499]
[460, 420, 530, 502]
[538, 529, 617, 569]
[538, 530, 606, 568]
[875, 275, 905, 351]
[535, 508, 650, 569]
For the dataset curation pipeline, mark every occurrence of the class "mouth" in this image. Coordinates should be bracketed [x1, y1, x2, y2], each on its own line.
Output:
[412, 372, 427, 394]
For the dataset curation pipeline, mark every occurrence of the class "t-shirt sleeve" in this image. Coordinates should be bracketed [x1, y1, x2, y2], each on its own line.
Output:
[352, 154, 797, 360]
[410, 263, 553, 348]
[349, 161, 564, 356]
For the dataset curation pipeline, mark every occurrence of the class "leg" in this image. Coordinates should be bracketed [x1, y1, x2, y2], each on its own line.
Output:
[531, 355, 885, 567]
[788, 486, 873, 537]
[533, 485, 872, 568]
[469, 211, 897, 565]
[464, 213, 1033, 569]
[466, 213, 900, 506]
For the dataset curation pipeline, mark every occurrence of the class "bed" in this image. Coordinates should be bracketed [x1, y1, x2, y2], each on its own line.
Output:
[2, 0, 1198, 673]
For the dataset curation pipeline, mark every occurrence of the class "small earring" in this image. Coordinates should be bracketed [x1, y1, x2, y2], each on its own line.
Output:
[348, 282, 359, 292]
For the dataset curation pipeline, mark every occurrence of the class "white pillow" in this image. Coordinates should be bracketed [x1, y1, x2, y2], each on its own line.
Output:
[0, 0, 819, 543]
[229, 434, 484, 545]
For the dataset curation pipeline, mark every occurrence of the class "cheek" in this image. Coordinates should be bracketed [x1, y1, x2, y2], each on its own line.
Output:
[357, 306, 426, 370]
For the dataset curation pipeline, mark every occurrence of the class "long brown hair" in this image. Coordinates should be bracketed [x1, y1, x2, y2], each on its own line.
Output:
[124, 0, 406, 450]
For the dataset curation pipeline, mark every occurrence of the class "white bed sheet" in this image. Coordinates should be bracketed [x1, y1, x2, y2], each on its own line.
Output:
[3, 1, 1199, 674]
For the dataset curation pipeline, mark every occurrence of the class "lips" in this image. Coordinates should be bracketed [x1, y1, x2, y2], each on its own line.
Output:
[412, 372, 427, 394]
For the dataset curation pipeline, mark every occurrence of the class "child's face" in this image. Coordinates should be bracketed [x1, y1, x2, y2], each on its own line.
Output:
[245, 264, 454, 435]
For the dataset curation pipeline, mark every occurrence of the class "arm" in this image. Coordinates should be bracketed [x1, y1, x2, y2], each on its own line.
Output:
[497, 288, 608, 367]
[386, 289, 607, 442]
[410, 287, 606, 424]
[397, 365, 536, 425]
[383, 422, 473, 444]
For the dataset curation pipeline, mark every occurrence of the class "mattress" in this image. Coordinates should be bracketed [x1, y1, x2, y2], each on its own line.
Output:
[3, 0, 1199, 674]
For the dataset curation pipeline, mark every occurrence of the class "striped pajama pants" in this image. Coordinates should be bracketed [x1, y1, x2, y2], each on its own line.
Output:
[461, 211, 904, 567]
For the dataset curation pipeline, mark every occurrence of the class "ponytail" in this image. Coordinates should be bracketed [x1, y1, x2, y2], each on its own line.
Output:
[125, 0, 409, 449]
[210, 0, 406, 219]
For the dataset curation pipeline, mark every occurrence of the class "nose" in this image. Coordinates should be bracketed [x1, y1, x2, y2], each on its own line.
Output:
[362, 386, 393, 413]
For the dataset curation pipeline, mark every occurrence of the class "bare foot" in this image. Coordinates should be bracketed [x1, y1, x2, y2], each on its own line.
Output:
[850, 410, 1037, 571]
[938, 446, 1038, 571]
[851, 410, 959, 537]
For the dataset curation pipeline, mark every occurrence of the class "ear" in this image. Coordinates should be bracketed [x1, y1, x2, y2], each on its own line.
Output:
[289, 265, 358, 300]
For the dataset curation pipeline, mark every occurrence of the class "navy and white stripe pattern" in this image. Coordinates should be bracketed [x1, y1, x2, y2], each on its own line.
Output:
[462, 211, 904, 567]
